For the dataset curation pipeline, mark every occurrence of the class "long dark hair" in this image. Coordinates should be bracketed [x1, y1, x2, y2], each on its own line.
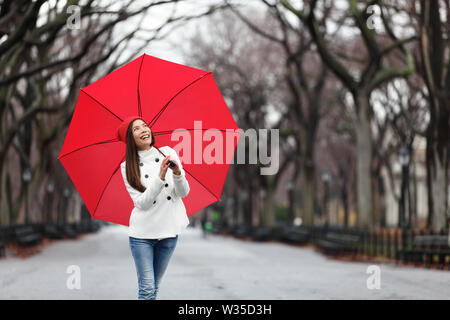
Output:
[125, 119, 156, 192]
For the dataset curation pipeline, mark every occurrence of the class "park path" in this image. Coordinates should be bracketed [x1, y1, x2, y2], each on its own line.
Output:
[0, 224, 448, 299]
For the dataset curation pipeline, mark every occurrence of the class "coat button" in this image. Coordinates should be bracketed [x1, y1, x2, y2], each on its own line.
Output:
[140, 163, 143, 167]
[165, 183, 168, 187]
[167, 196, 171, 200]
[153, 200, 156, 204]
[155, 158, 159, 162]
[145, 174, 149, 178]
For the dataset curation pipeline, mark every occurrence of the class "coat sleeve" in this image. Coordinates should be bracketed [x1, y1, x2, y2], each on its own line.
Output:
[167, 147, 190, 198]
[120, 163, 165, 211]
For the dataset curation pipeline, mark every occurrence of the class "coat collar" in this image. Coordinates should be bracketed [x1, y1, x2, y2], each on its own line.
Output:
[138, 146, 159, 157]
[137, 145, 167, 159]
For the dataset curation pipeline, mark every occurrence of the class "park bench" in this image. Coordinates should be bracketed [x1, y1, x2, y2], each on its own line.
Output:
[0, 227, 5, 257]
[44, 224, 64, 240]
[74, 221, 90, 234]
[251, 226, 273, 241]
[85, 220, 101, 233]
[212, 221, 227, 234]
[315, 231, 361, 255]
[280, 226, 311, 244]
[14, 225, 43, 247]
[233, 225, 251, 239]
[227, 225, 239, 236]
[59, 225, 78, 238]
[402, 234, 450, 267]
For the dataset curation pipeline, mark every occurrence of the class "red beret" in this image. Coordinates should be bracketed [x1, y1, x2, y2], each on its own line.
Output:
[116, 116, 146, 143]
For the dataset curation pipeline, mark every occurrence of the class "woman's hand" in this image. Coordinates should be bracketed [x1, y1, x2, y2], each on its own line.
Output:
[158, 156, 171, 181]
[167, 156, 181, 176]
[159, 156, 180, 180]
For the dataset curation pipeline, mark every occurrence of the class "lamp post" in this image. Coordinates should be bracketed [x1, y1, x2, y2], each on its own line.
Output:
[242, 190, 250, 226]
[259, 189, 266, 199]
[46, 181, 55, 224]
[397, 146, 410, 229]
[258, 189, 266, 228]
[22, 167, 32, 225]
[398, 146, 410, 257]
[286, 180, 295, 225]
[63, 187, 70, 226]
[321, 168, 331, 225]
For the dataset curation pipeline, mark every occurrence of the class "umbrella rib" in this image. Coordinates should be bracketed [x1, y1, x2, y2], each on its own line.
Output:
[58, 139, 118, 160]
[184, 168, 220, 201]
[152, 128, 240, 136]
[148, 72, 212, 129]
[92, 154, 125, 218]
[81, 89, 123, 122]
[153, 146, 220, 201]
[137, 55, 145, 118]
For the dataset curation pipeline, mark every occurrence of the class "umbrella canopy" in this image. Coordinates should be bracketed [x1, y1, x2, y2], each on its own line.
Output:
[58, 54, 241, 226]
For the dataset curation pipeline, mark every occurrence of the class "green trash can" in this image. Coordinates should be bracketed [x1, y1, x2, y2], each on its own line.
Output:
[204, 221, 213, 233]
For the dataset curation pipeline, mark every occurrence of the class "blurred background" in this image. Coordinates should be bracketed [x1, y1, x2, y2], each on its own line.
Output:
[0, 0, 449, 299]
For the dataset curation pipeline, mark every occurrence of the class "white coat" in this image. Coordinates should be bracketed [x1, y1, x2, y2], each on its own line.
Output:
[120, 145, 190, 239]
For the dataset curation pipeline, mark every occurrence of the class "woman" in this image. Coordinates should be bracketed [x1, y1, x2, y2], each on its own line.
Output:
[116, 116, 190, 300]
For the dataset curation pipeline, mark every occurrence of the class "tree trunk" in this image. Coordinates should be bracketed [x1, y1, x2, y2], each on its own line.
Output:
[354, 91, 374, 230]
[373, 174, 386, 228]
[428, 142, 449, 232]
[419, 0, 450, 232]
[261, 191, 276, 227]
[301, 159, 315, 227]
[342, 180, 349, 227]
[0, 159, 9, 225]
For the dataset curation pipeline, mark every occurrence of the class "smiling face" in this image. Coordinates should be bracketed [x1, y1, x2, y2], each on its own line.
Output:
[131, 119, 153, 151]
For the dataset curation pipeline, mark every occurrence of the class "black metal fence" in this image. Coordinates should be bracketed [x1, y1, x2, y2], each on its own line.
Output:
[220, 223, 450, 269]
[0, 220, 104, 257]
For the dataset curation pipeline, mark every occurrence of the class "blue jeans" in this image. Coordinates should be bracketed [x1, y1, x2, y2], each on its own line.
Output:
[129, 235, 178, 300]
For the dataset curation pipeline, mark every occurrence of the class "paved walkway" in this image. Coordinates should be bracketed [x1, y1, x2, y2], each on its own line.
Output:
[0, 225, 449, 299]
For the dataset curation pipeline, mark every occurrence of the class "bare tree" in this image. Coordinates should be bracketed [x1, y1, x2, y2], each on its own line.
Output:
[280, 0, 416, 230]
[0, 0, 226, 225]
[417, 0, 449, 232]
[184, 8, 296, 228]
[225, 0, 341, 227]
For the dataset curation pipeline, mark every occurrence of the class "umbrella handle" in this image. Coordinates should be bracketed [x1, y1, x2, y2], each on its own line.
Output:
[154, 146, 176, 168]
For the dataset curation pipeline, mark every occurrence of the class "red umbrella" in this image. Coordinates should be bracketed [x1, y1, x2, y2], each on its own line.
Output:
[58, 54, 241, 226]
